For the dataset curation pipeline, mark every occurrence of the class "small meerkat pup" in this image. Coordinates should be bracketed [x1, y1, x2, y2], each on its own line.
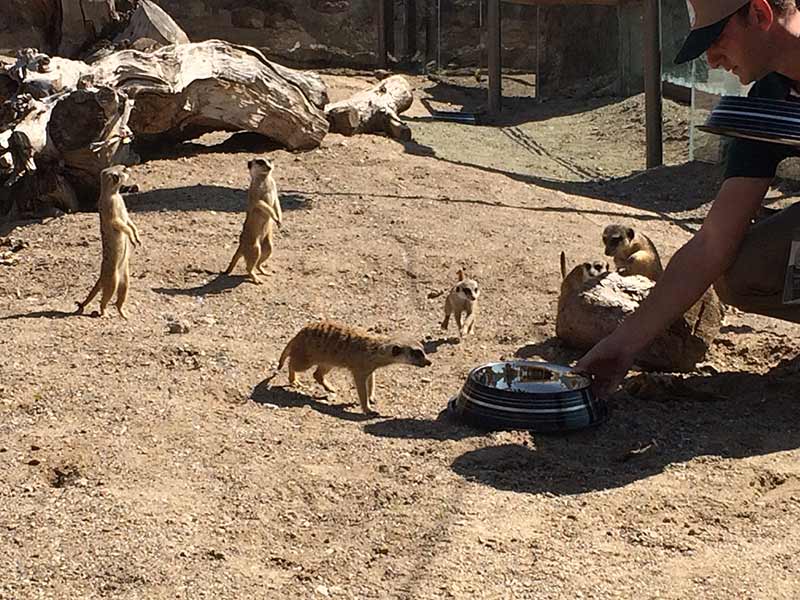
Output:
[225, 157, 282, 284]
[76, 165, 141, 319]
[602, 224, 664, 281]
[441, 268, 480, 338]
[277, 320, 432, 415]
[558, 251, 608, 308]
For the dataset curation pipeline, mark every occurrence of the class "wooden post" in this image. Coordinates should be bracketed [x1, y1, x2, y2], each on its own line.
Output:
[644, 0, 663, 168]
[378, 0, 387, 68]
[385, 0, 395, 59]
[488, 0, 501, 115]
[406, 0, 417, 60]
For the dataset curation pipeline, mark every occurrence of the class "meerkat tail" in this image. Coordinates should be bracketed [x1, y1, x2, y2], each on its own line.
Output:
[225, 248, 242, 274]
[560, 251, 567, 279]
[277, 336, 295, 370]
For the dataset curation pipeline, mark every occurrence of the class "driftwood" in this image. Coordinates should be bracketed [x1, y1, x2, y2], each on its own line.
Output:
[9, 0, 187, 59]
[113, 0, 189, 48]
[556, 272, 723, 372]
[0, 40, 330, 218]
[325, 75, 413, 141]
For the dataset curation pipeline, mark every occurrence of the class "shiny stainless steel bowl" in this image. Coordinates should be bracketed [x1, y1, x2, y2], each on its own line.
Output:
[448, 360, 607, 433]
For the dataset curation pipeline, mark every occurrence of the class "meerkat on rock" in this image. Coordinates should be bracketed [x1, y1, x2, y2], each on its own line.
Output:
[441, 269, 480, 339]
[225, 157, 282, 284]
[75, 165, 141, 319]
[602, 224, 663, 281]
[277, 320, 432, 415]
[558, 251, 608, 313]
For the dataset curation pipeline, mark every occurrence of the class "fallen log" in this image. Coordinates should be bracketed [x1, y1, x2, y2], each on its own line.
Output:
[0, 40, 329, 218]
[325, 75, 413, 141]
[556, 272, 723, 372]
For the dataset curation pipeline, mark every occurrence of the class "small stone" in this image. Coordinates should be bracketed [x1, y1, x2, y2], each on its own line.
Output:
[167, 320, 190, 334]
[315, 585, 330, 597]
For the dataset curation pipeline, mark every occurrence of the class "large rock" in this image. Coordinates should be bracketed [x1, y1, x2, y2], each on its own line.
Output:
[556, 272, 723, 372]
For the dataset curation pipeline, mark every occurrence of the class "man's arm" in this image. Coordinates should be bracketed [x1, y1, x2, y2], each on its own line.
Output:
[574, 176, 772, 396]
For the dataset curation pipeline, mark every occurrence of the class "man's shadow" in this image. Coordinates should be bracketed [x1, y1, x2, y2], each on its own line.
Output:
[450, 357, 800, 496]
[250, 378, 376, 422]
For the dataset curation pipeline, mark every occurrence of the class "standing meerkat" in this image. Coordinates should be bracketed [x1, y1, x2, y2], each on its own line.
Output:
[441, 268, 480, 338]
[602, 224, 663, 281]
[225, 157, 282, 284]
[75, 165, 141, 319]
[558, 251, 608, 312]
[277, 320, 432, 415]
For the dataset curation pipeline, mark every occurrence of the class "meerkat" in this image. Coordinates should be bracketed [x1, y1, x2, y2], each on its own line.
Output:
[277, 320, 432, 415]
[225, 157, 282, 284]
[558, 251, 608, 313]
[441, 268, 480, 338]
[602, 224, 663, 281]
[75, 165, 141, 319]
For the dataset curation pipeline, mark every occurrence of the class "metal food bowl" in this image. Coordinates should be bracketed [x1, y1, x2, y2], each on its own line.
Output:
[697, 95, 800, 147]
[447, 360, 607, 433]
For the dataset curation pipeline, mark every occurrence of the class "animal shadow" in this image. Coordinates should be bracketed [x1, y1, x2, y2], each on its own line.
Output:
[423, 337, 459, 354]
[0, 309, 87, 321]
[251, 378, 376, 422]
[152, 273, 250, 297]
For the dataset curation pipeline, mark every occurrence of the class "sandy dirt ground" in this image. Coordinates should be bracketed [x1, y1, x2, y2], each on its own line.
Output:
[2, 74, 800, 599]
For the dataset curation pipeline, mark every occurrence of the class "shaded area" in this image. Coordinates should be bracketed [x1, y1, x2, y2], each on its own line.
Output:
[134, 131, 285, 162]
[251, 378, 375, 422]
[129, 185, 313, 214]
[450, 358, 800, 495]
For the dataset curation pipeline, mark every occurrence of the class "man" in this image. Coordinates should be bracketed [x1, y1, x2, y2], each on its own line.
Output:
[575, 0, 800, 397]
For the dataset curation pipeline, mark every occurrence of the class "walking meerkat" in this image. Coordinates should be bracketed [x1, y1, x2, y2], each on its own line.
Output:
[75, 165, 141, 319]
[558, 251, 608, 311]
[225, 157, 282, 284]
[602, 224, 663, 281]
[441, 268, 480, 338]
[277, 320, 432, 415]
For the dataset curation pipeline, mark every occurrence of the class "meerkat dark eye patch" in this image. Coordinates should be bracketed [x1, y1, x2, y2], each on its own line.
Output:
[391, 345, 402, 356]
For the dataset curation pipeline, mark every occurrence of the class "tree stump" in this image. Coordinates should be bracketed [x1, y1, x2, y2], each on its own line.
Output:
[556, 272, 723, 372]
[324, 75, 413, 141]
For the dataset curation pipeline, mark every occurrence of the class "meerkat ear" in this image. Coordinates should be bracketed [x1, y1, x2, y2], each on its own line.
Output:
[391, 345, 402, 356]
[626, 227, 635, 240]
[560, 251, 567, 279]
[247, 160, 253, 169]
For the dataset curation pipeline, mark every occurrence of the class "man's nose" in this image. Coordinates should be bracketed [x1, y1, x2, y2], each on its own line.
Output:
[706, 45, 722, 69]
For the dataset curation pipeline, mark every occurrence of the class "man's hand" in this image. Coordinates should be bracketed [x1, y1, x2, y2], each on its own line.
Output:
[573, 333, 636, 399]
[573, 177, 770, 398]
